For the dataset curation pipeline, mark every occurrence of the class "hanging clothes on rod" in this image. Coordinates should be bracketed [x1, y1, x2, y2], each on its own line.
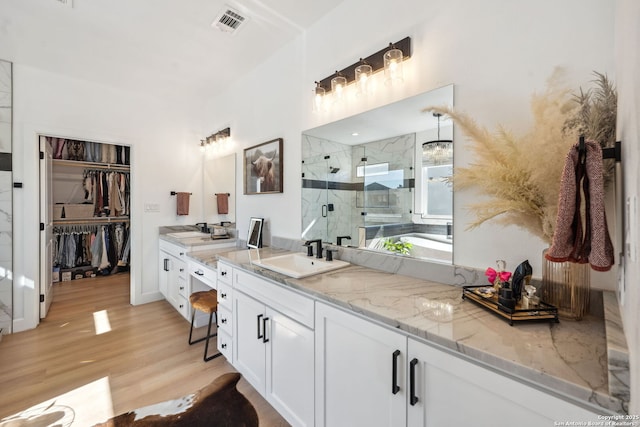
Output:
[53, 222, 131, 275]
[82, 169, 130, 217]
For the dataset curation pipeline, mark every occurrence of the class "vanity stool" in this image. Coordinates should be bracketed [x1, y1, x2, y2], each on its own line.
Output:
[188, 290, 222, 362]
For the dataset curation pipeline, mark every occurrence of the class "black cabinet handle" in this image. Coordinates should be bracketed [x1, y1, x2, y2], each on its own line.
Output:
[163, 258, 169, 271]
[179, 268, 184, 272]
[221, 293, 227, 299]
[195, 270, 204, 276]
[392, 349, 401, 394]
[221, 343, 227, 349]
[262, 317, 269, 343]
[221, 318, 227, 324]
[221, 271, 227, 276]
[410, 358, 419, 406]
[180, 252, 184, 256]
[179, 286, 184, 290]
[257, 314, 264, 339]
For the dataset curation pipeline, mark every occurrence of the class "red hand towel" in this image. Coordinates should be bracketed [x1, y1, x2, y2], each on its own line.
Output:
[216, 193, 229, 214]
[176, 192, 190, 216]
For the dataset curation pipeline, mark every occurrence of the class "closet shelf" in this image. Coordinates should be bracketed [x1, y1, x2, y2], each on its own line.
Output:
[52, 159, 130, 172]
[53, 217, 130, 226]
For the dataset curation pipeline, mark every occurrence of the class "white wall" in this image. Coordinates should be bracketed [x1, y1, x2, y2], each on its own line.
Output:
[11, 64, 207, 331]
[615, 0, 640, 413]
[204, 0, 615, 280]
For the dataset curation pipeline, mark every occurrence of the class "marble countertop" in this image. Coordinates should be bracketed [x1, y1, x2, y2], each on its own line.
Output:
[188, 247, 626, 414]
[158, 225, 236, 248]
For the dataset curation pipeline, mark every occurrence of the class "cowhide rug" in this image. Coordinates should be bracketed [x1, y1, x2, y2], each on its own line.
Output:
[92, 373, 258, 427]
[0, 373, 258, 427]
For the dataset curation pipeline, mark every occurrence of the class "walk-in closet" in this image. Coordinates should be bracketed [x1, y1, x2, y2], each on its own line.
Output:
[40, 135, 131, 318]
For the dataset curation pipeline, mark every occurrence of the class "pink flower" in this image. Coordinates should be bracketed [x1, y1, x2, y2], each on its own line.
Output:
[485, 267, 497, 284]
[499, 271, 512, 283]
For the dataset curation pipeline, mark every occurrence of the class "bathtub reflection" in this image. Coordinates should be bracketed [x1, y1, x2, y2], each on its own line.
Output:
[368, 232, 452, 263]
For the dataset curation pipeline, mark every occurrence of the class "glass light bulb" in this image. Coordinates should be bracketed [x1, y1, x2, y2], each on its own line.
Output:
[355, 63, 372, 96]
[331, 75, 347, 103]
[384, 48, 404, 86]
[313, 84, 326, 112]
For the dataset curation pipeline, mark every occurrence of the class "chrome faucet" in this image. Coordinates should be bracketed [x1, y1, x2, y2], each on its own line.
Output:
[304, 239, 323, 259]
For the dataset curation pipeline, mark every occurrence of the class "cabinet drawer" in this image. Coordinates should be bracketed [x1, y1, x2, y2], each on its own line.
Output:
[217, 306, 233, 336]
[217, 262, 233, 285]
[189, 260, 216, 288]
[217, 281, 233, 310]
[160, 240, 188, 260]
[217, 330, 232, 361]
[235, 269, 314, 329]
[176, 260, 187, 280]
[177, 276, 188, 298]
[175, 295, 189, 319]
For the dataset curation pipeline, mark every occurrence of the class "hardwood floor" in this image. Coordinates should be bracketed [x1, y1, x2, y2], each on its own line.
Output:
[0, 273, 290, 426]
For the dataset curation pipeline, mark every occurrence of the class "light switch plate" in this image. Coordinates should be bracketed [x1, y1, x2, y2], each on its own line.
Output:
[626, 195, 637, 262]
[144, 203, 160, 212]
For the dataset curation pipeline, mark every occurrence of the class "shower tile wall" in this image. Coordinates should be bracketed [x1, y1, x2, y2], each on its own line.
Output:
[0, 59, 12, 335]
[302, 133, 415, 246]
[301, 135, 353, 243]
[350, 133, 415, 241]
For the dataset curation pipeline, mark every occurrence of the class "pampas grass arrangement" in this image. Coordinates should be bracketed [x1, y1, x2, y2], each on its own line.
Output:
[427, 71, 616, 244]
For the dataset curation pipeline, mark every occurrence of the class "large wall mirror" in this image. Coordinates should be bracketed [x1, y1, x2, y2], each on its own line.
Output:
[301, 84, 454, 264]
[203, 152, 236, 225]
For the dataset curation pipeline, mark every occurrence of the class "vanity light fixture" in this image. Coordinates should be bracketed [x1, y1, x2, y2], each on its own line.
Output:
[355, 59, 373, 97]
[422, 113, 453, 165]
[313, 81, 327, 112]
[383, 44, 404, 85]
[312, 37, 411, 110]
[331, 71, 347, 103]
[201, 127, 231, 152]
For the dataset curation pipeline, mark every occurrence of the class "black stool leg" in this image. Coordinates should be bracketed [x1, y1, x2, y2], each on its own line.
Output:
[203, 311, 222, 362]
[189, 310, 215, 345]
[188, 310, 199, 344]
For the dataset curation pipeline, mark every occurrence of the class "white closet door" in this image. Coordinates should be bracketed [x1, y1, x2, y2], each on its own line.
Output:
[39, 136, 53, 318]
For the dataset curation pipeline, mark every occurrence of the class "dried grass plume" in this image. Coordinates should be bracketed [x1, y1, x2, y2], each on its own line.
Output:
[427, 73, 582, 243]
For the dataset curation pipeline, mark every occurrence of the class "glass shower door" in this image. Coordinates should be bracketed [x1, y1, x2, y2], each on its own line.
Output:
[301, 156, 329, 243]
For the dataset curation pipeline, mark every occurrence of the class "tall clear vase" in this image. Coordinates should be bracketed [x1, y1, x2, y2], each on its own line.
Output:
[541, 249, 590, 320]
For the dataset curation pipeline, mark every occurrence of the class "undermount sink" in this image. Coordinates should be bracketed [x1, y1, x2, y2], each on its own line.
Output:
[252, 252, 350, 279]
[167, 231, 210, 239]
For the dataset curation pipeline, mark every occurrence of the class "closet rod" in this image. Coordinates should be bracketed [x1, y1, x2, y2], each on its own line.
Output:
[53, 159, 130, 171]
[53, 218, 130, 226]
[215, 193, 231, 196]
[83, 166, 131, 173]
[170, 191, 192, 195]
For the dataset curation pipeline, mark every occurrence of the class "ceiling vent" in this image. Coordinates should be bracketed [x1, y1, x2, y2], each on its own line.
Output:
[213, 7, 247, 34]
[54, 0, 73, 8]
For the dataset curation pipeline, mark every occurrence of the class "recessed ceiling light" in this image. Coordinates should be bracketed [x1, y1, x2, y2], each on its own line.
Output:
[352, 132, 359, 136]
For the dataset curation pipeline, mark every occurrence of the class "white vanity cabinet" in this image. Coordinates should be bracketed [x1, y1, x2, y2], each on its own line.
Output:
[406, 337, 601, 427]
[315, 301, 602, 427]
[160, 238, 234, 323]
[233, 268, 315, 427]
[315, 301, 407, 427]
[159, 240, 189, 319]
[216, 261, 234, 361]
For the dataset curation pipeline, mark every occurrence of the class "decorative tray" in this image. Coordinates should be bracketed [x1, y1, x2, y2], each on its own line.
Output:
[462, 285, 559, 326]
